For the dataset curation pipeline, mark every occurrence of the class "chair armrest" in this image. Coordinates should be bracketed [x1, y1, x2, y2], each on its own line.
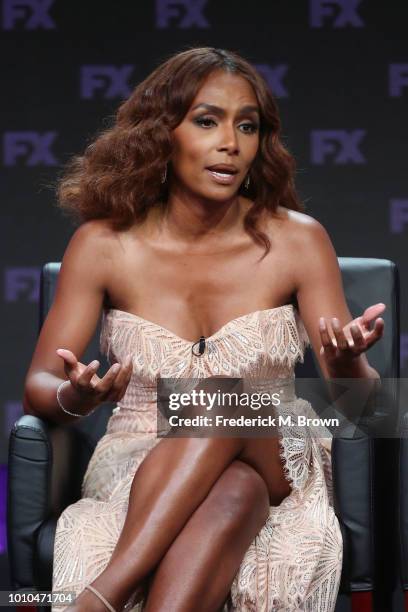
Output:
[332, 434, 375, 592]
[7, 415, 54, 589]
[35, 515, 58, 591]
[7, 414, 91, 590]
[399, 418, 408, 590]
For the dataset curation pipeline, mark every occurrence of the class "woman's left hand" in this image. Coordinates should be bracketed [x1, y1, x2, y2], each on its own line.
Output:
[319, 302, 386, 370]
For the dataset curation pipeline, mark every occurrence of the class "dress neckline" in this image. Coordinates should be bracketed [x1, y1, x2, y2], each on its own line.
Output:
[104, 303, 295, 345]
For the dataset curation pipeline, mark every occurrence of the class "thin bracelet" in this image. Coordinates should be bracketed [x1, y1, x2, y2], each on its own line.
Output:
[56, 380, 95, 418]
[84, 585, 117, 612]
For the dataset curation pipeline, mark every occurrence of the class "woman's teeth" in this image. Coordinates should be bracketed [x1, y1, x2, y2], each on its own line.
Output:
[212, 171, 231, 177]
[206, 169, 237, 184]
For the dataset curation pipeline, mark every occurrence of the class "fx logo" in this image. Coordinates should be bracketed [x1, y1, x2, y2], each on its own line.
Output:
[5, 267, 40, 302]
[389, 64, 408, 97]
[390, 199, 408, 234]
[254, 64, 289, 98]
[311, 130, 366, 164]
[80, 65, 134, 100]
[2, 0, 55, 30]
[401, 334, 408, 371]
[309, 0, 364, 28]
[3, 132, 57, 166]
[155, 0, 209, 28]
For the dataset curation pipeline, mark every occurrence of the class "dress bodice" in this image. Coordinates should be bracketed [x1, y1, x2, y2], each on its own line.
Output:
[99, 304, 311, 435]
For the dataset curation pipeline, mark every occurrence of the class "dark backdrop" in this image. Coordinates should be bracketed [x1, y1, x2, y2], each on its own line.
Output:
[1, 1, 407, 606]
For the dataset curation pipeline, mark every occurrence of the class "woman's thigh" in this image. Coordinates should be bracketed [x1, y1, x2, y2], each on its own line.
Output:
[239, 436, 292, 505]
[181, 376, 292, 506]
[153, 433, 292, 507]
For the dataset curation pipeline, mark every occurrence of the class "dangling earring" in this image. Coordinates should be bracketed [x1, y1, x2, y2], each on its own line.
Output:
[244, 173, 250, 190]
[161, 163, 167, 184]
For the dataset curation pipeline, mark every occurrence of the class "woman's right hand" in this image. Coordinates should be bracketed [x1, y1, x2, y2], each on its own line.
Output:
[56, 348, 133, 411]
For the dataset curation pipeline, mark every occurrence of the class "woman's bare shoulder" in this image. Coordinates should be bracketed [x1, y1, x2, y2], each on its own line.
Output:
[68, 219, 121, 260]
[264, 205, 324, 243]
[72, 218, 118, 241]
[275, 205, 320, 227]
[57, 220, 120, 295]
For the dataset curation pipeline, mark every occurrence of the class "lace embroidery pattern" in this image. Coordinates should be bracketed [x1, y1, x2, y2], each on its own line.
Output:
[52, 305, 342, 611]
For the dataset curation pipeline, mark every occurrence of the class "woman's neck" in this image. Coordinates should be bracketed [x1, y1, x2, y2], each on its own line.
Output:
[144, 193, 248, 245]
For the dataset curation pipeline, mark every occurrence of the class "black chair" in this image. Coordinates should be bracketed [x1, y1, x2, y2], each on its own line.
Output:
[330, 259, 399, 612]
[7, 258, 400, 612]
[399, 412, 408, 611]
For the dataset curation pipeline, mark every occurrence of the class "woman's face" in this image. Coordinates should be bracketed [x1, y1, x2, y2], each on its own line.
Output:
[171, 70, 260, 201]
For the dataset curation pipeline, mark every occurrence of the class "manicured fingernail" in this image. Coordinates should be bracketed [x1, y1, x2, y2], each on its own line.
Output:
[112, 364, 120, 373]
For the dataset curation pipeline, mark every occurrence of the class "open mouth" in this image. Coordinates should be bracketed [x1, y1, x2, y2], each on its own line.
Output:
[206, 169, 238, 184]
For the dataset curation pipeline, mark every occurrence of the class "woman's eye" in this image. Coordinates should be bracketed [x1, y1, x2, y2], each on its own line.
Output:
[194, 117, 216, 128]
[194, 117, 258, 133]
[240, 123, 258, 134]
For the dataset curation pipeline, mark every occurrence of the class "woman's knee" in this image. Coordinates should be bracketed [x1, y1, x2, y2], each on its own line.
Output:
[209, 459, 270, 527]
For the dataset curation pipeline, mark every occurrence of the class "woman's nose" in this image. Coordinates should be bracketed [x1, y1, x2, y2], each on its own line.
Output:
[217, 125, 239, 152]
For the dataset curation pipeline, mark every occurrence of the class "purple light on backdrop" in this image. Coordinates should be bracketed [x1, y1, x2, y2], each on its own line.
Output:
[5, 267, 40, 302]
[155, 0, 209, 28]
[389, 64, 408, 98]
[80, 66, 134, 100]
[390, 199, 408, 234]
[310, 130, 366, 164]
[0, 465, 7, 554]
[3, 132, 58, 166]
[254, 64, 289, 98]
[2, 0, 56, 31]
[309, 0, 364, 28]
[4, 402, 23, 438]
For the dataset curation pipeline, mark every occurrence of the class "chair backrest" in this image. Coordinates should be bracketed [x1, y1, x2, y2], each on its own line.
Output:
[297, 257, 399, 379]
[338, 257, 399, 378]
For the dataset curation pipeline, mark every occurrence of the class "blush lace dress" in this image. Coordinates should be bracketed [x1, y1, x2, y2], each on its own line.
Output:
[52, 304, 343, 611]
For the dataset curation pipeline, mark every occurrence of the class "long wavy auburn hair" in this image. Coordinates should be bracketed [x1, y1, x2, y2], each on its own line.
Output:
[56, 46, 304, 258]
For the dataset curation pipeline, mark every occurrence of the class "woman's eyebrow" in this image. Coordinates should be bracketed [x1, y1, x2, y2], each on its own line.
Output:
[191, 103, 260, 117]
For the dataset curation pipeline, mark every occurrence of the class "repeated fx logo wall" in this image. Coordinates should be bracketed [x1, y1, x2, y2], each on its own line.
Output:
[309, 0, 364, 28]
[2, 0, 56, 30]
[3, 133, 58, 166]
[155, 0, 209, 28]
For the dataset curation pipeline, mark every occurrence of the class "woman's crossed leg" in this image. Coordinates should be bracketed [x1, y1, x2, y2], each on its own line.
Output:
[143, 459, 270, 612]
[68, 429, 291, 612]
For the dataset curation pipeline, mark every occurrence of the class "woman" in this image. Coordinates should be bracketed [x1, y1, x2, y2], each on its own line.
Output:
[23, 47, 385, 611]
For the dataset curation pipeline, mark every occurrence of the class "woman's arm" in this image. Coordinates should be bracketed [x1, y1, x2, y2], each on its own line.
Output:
[23, 220, 118, 424]
[293, 216, 383, 380]
[292, 215, 384, 419]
